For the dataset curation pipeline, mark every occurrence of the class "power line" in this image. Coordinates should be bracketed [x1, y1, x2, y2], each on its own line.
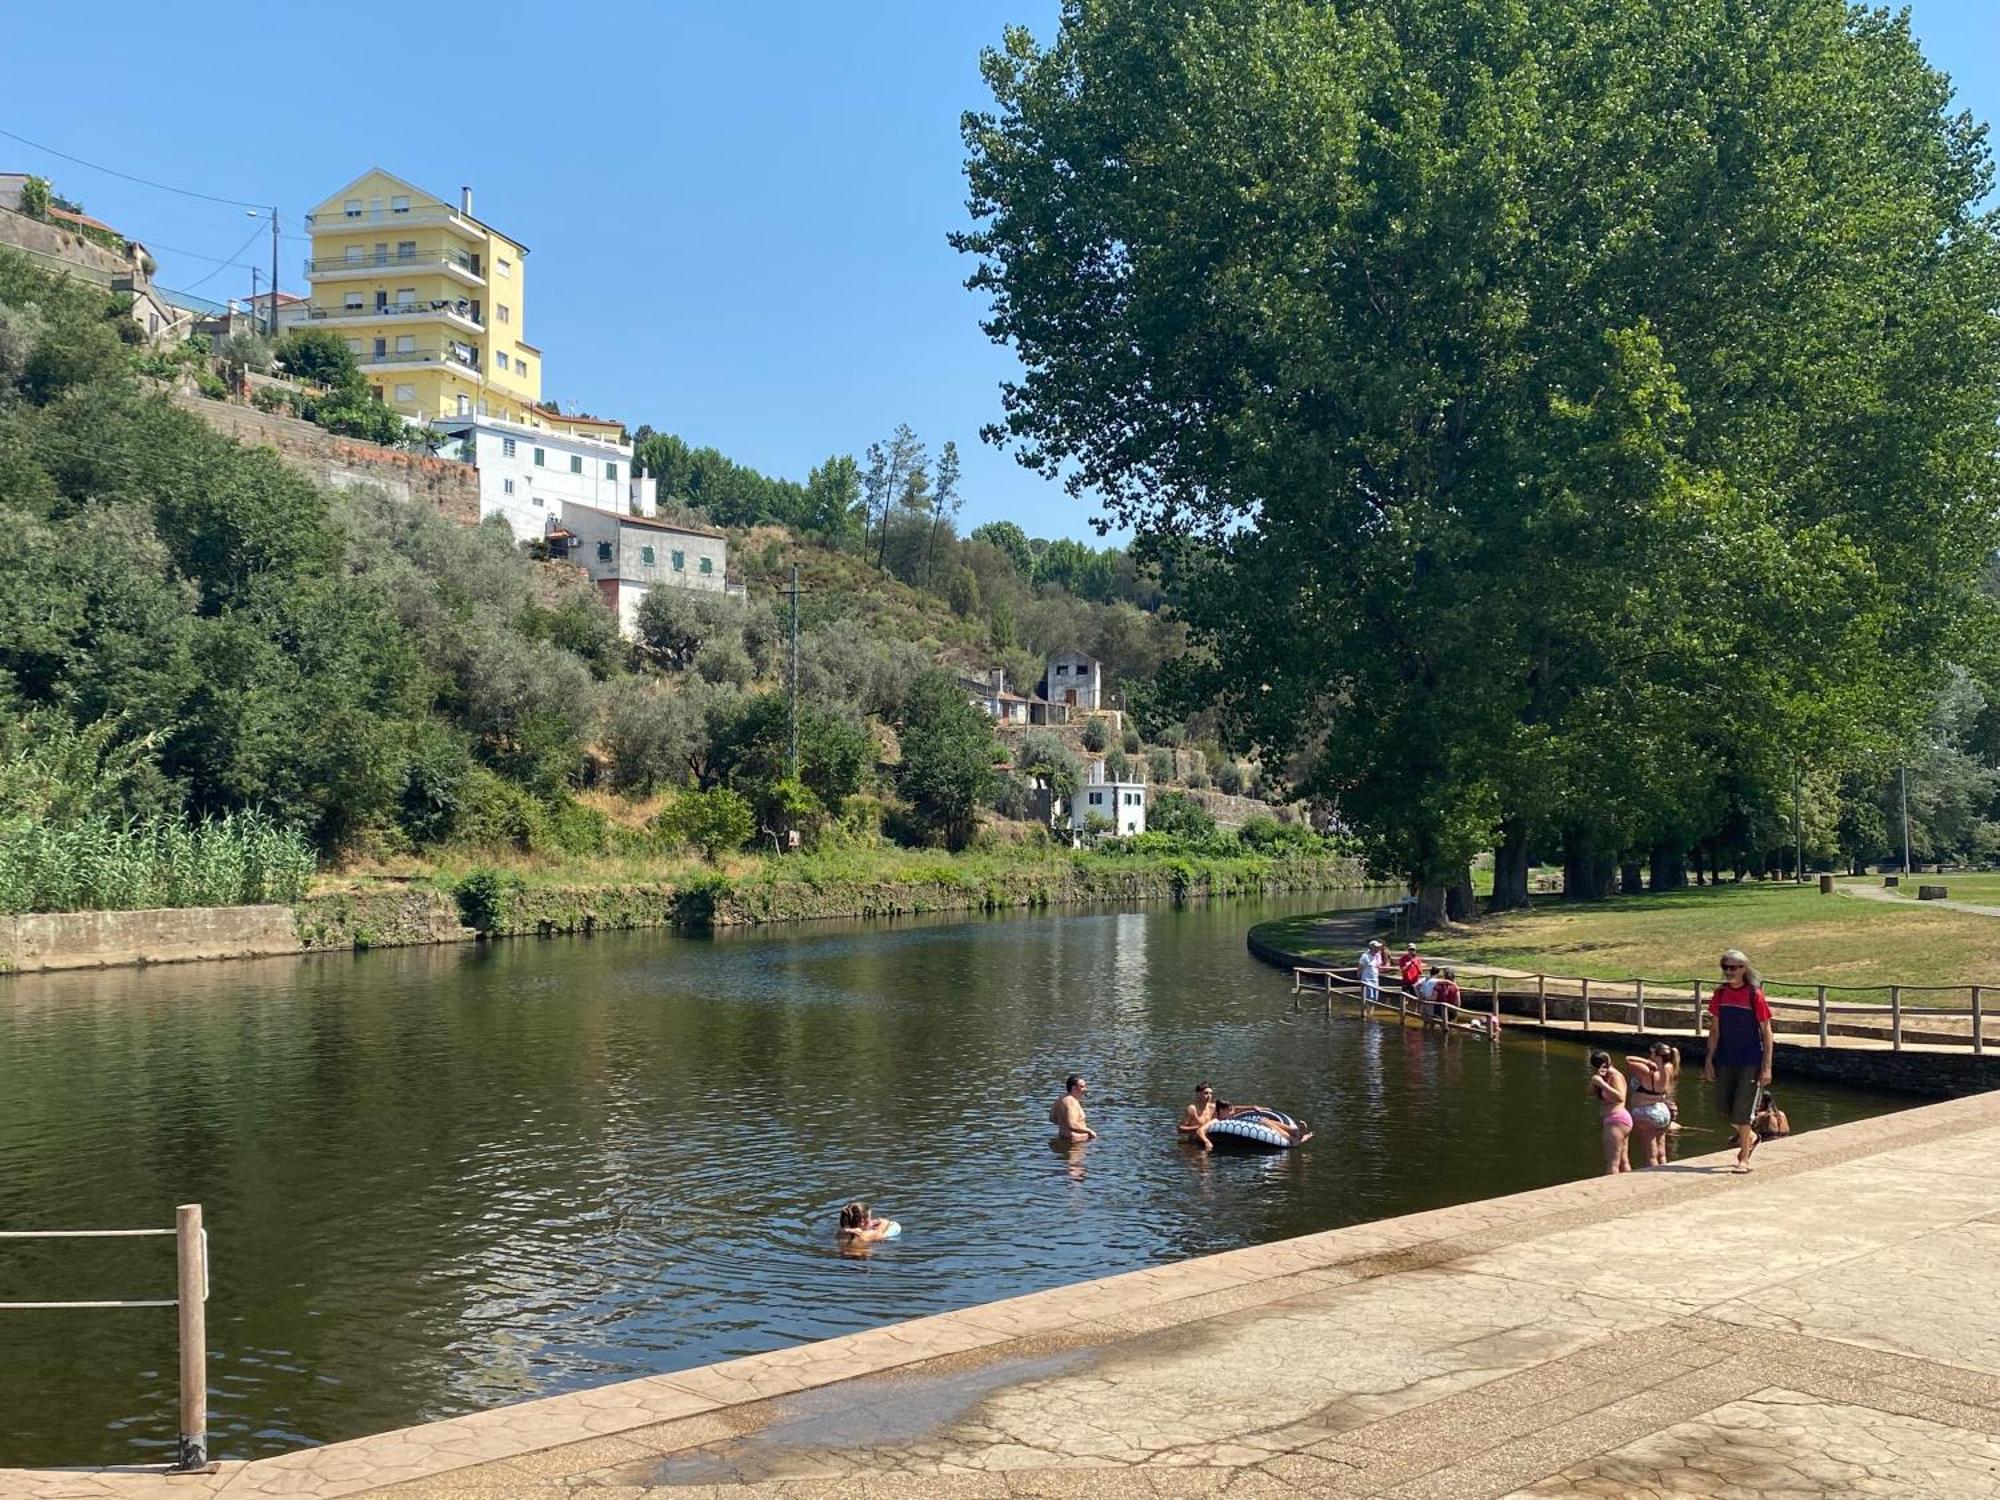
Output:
[141, 238, 261, 271]
[0, 124, 268, 210]
[172, 221, 270, 293]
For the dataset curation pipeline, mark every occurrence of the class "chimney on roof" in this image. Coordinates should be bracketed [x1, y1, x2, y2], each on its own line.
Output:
[460, 186, 473, 216]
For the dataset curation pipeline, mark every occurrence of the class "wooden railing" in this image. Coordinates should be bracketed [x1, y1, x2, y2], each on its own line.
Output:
[1291, 966, 1988, 1055]
[0, 1204, 211, 1469]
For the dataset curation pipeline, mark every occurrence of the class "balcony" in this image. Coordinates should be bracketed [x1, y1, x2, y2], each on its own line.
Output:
[307, 206, 479, 234]
[299, 300, 484, 333]
[304, 251, 483, 286]
[354, 344, 483, 375]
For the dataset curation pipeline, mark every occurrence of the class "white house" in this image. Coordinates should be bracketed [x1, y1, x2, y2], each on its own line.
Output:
[1070, 758, 1146, 840]
[550, 501, 727, 638]
[960, 668, 1034, 725]
[1044, 648, 1103, 711]
[432, 413, 656, 537]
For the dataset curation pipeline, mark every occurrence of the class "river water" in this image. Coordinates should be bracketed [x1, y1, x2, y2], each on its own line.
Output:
[0, 894, 1906, 1465]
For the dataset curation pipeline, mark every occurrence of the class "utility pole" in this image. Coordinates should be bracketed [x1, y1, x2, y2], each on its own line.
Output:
[1901, 765, 1913, 876]
[247, 207, 280, 335]
[787, 564, 801, 779]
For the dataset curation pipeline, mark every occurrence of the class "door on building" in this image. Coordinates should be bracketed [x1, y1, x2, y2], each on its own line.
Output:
[1065, 690, 1077, 706]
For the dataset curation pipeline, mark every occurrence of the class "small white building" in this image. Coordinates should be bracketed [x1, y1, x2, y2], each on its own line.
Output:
[960, 668, 1034, 725]
[433, 414, 656, 538]
[1044, 648, 1103, 711]
[551, 501, 727, 639]
[1070, 759, 1146, 840]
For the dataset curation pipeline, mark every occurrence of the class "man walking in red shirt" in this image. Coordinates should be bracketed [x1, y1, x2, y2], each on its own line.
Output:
[1704, 948, 1775, 1173]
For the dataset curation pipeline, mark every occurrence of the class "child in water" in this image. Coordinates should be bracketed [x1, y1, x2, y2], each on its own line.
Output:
[837, 1201, 896, 1244]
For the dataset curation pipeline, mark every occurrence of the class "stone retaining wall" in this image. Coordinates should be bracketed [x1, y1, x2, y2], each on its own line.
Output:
[173, 393, 480, 523]
[0, 905, 301, 973]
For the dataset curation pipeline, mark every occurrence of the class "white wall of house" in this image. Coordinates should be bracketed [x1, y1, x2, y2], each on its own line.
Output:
[436, 417, 657, 538]
[558, 500, 728, 639]
[1046, 649, 1103, 710]
[1071, 780, 1146, 838]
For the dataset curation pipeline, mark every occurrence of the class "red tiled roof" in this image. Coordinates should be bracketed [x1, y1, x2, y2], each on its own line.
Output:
[49, 205, 121, 236]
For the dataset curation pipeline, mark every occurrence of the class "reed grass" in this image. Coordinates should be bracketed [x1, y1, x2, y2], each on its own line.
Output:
[0, 811, 316, 914]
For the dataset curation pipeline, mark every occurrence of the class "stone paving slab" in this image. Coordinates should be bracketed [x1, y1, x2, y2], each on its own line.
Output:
[7, 1090, 2000, 1500]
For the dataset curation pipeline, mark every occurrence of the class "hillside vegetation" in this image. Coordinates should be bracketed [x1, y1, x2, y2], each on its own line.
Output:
[0, 249, 1324, 914]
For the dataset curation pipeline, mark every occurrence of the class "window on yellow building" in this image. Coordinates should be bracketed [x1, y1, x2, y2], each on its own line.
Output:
[518, 360, 530, 379]
[395, 335, 415, 353]
[497, 258, 512, 277]
[394, 383, 415, 402]
[344, 292, 363, 310]
[496, 351, 509, 371]
[343, 198, 361, 218]
[391, 195, 410, 213]
[396, 240, 415, 259]
[497, 304, 510, 323]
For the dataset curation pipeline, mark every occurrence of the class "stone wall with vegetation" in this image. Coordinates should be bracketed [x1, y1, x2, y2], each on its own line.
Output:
[173, 393, 480, 522]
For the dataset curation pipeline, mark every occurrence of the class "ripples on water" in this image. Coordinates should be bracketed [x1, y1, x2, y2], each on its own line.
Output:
[0, 896, 1905, 1463]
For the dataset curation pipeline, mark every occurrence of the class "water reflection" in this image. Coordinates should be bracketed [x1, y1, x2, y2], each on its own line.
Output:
[0, 894, 1904, 1465]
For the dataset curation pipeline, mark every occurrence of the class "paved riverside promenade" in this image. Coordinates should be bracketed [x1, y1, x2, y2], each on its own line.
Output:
[10, 1092, 2000, 1500]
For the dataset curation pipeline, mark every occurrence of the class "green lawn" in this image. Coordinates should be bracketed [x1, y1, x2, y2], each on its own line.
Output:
[1260, 881, 2000, 1006]
[1863, 872, 2000, 906]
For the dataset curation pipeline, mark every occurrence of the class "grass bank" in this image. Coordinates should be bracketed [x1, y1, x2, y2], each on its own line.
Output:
[1254, 881, 2000, 1006]
[300, 842, 1370, 951]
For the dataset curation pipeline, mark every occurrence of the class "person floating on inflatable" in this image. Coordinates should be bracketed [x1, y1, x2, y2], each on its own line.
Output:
[837, 1201, 900, 1246]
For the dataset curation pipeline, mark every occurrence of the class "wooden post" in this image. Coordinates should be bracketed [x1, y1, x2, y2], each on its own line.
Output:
[1536, 974, 1547, 1025]
[1817, 985, 1828, 1048]
[1581, 977, 1591, 1030]
[1890, 986, 1902, 1052]
[1693, 979, 1704, 1040]
[1974, 986, 1984, 1057]
[1634, 978, 1646, 1034]
[1489, 973, 1500, 1027]
[174, 1204, 207, 1471]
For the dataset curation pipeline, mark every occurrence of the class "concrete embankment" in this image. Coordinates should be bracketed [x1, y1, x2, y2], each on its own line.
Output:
[10, 1088, 1997, 1498]
[1250, 913, 2000, 1098]
[2, 857, 1364, 975]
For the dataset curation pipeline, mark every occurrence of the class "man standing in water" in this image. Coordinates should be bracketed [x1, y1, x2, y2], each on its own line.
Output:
[1050, 1073, 1098, 1142]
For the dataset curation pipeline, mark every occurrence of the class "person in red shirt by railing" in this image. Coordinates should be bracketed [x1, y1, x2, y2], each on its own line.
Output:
[1398, 944, 1424, 1004]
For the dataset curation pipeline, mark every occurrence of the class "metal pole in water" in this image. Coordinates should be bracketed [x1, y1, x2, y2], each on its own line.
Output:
[174, 1204, 207, 1471]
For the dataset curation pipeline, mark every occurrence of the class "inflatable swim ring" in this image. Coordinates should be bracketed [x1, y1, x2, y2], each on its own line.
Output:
[1205, 1108, 1309, 1150]
[878, 1219, 901, 1240]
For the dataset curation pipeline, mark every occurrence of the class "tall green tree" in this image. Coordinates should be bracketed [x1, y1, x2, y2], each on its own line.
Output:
[898, 668, 998, 850]
[959, 0, 2000, 919]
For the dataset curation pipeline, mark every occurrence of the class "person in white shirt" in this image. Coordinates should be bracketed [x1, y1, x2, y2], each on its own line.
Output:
[1356, 939, 1385, 1004]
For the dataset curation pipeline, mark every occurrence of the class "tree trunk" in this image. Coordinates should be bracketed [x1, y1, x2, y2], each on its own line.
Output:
[1619, 860, 1645, 896]
[1445, 866, 1479, 923]
[1563, 832, 1616, 901]
[1488, 818, 1533, 912]
[1649, 840, 1689, 892]
[1410, 883, 1446, 930]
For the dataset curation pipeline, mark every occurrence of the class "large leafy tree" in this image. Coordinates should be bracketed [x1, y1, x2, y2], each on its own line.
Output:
[959, 0, 2000, 918]
[898, 668, 999, 850]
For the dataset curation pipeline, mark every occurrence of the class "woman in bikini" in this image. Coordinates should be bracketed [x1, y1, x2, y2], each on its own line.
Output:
[1589, 1051, 1632, 1175]
[1624, 1043, 1679, 1168]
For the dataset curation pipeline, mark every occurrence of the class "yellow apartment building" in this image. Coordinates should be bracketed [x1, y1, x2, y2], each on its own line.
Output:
[299, 169, 541, 424]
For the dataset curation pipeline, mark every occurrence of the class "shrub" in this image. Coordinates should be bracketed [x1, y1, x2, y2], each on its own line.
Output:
[661, 786, 754, 859]
[991, 774, 1031, 820]
[1081, 717, 1110, 752]
[1216, 761, 1247, 796]
[1122, 727, 1142, 754]
[1147, 747, 1173, 784]
[452, 867, 518, 933]
[1149, 791, 1217, 841]
[275, 328, 362, 392]
[1238, 815, 1324, 854]
[1105, 748, 1130, 782]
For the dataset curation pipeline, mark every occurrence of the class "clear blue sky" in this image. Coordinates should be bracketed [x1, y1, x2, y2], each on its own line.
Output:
[5, 0, 1992, 544]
